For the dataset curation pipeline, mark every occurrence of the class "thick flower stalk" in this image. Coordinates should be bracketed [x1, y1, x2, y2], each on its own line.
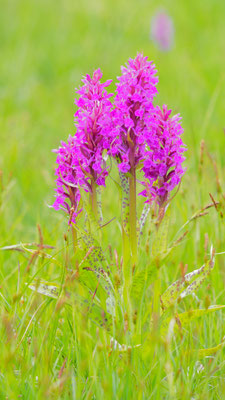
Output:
[110, 53, 158, 264]
[141, 105, 186, 213]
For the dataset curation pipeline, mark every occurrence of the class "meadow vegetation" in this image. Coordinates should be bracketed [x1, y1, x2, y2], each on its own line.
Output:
[0, 0, 225, 399]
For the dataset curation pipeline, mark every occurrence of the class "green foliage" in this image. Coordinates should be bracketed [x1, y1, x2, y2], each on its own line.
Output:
[1, 0, 225, 398]
[161, 254, 215, 310]
[151, 207, 171, 260]
[161, 305, 225, 336]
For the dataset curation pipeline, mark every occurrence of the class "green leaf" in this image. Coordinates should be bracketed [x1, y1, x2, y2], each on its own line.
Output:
[151, 207, 170, 260]
[96, 187, 103, 222]
[28, 279, 60, 299]
[0, 291, 12, 311]
[177, 305, 225, 325]
[79, 189, 99, 233]
[138, 205, 150, 244]
[161, 305, 225, 335]
[161, 256, 215, 311]
[0, 243, 26, 252]
[28, 279, 113, 332]
[186, 341, 225, 358]
[76, 227, 115, 297]
[130, 265, 158, 301]
[119, 171, 130, 235]
[110, 337, 141, 352]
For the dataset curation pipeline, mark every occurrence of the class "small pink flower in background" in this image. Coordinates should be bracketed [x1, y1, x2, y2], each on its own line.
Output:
[150, 11, 174, 52]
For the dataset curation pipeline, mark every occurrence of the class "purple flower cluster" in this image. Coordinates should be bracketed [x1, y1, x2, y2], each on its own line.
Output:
[74, 68, 113, 187]
[110, 54, 158, 173]
[53, 53, 186, 223]
[141, 105, 186, 206]
[150, 11, 174, 52]
[53, 135, 82, 223]
[53, 69, 113, 222]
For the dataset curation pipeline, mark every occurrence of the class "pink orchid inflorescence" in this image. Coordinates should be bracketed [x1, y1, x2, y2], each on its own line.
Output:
[141, 105, 186, 206]
[74, 68, 113, 188]
[53, 53, 186, 223]
[110, 53, 158, 173]
[52, 135, 82, 223]
[53, 69, 113, 223]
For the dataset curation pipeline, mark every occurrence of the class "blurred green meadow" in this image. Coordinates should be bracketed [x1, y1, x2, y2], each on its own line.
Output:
[1, 0, 225, 398]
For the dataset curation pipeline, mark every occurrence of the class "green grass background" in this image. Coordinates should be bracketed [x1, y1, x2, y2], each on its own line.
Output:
[0, 0, 225, 398]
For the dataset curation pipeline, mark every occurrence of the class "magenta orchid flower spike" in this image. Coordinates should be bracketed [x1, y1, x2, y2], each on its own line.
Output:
[74, 68, 113, 189]
[52, 135, 82, 224]
[53, 69, 113, 222]
[53, 53, 186, 240]
[107, 53, 159, 263]
[141, 105, 186, 206]
[110, 53, 158, 173]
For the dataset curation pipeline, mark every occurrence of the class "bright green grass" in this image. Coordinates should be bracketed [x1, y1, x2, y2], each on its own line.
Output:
[0, 0, 225, 398]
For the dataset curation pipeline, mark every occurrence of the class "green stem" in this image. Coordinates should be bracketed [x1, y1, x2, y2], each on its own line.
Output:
[122, 223, 133, 333]
[152, 276, 161, 316]
[122, 226, 130, 275]
[71, 225, 77, 255]
[129, 166, 137, 266]
[90, 180, 98, 220]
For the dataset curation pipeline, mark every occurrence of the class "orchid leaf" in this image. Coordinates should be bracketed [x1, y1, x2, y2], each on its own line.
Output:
[28, 279, 60, 299]
[185, 341, 225, 358]
[119, 171, 130, 235]
[75, 226, 114, 295]
[96, 186, 103, 222]
[130, 265, 158, 301]
[138, 205, 150, 244]
[28, 279, 113, 332]
[161, 305, 225, 335]
[151, 207, 170, 260]
[161, 256, 215, 311]
[79, 190, 99, 233]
